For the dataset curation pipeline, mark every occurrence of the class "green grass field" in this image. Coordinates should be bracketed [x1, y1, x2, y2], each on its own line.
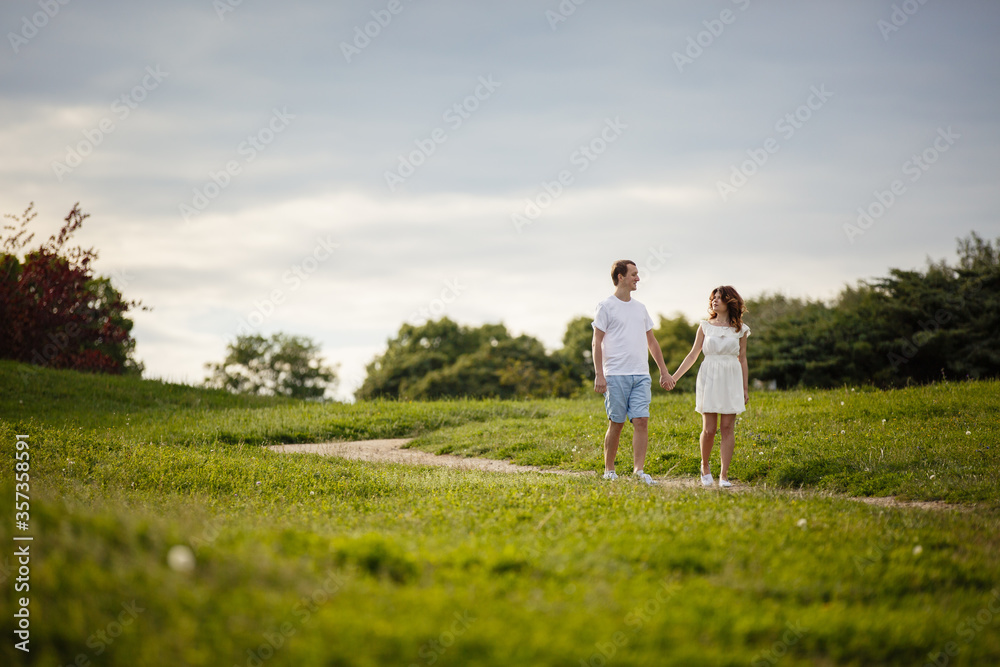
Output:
[2, 360, 999, 666]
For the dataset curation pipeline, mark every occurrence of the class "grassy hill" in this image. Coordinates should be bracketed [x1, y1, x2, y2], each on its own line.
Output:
[2, 361, 999, 666]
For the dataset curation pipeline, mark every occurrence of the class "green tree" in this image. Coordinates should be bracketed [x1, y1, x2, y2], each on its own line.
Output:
[356, 318, 498, 400]
[203, 333, 338, 400]
[357, 318, 587, 400]
[874, 232, 1000, 382]
[554, 315, 596, 386]
[746, 232, 1000, 388]
[409, 334, 568, 400]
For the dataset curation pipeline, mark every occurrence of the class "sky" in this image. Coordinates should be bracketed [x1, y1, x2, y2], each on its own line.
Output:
[3, 0, 999, 400]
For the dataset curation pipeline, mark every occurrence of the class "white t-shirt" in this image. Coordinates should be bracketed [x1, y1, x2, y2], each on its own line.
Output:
[592, 295, 654, 376]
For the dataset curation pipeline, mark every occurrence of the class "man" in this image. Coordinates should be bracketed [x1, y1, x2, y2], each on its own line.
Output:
[592, 260, 675, 484]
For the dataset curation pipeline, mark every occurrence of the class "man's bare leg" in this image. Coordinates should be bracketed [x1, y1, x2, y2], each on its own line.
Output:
[604, 420, 625, 472]
[631, 417, 649, 472]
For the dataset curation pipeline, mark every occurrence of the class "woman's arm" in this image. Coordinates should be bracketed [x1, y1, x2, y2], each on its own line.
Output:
[739, 333, 749, 404]
[671, 326, 704, 381]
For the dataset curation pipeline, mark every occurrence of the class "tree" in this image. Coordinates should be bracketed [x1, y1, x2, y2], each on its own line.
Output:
[203, 333, 338, 400]
[554, 315, 597, 385]
[1, 203, 145, 374]
[746, 232, 1000, 388]
[357, 318, 587, 400]
[356, 318, 493, 400]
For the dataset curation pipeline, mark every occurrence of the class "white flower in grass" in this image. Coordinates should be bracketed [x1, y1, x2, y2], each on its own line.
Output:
[310, 491, 315, 495]
[796, 518, 807, 528]
[913, 545, 923, 556]
[965, 431, 971, 435]
[807, 397, 812, 401]
[840, 430, 845, 435]
[167, 545, 196, 573]
[840, 401, 845, 406]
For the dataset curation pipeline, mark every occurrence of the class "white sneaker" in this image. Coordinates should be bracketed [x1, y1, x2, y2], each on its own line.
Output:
[603, 470, 618, 480]
[700, 473, 714, 487]
[719, 478, 732, 488]
[633, 470, 658, 485]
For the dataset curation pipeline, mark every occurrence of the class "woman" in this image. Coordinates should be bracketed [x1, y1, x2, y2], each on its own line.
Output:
[671, 286, 750, 487]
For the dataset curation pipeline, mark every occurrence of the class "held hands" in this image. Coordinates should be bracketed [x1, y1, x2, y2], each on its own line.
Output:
[596, 372, 675, 392]
[659, 371, 676, 391]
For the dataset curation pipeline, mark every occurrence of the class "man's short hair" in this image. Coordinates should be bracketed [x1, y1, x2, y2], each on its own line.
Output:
[611, 260, 636, 286]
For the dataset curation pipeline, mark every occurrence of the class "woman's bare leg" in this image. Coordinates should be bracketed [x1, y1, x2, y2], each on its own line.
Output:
[700, 413, 718, 476]
[719, 413, 737, 480]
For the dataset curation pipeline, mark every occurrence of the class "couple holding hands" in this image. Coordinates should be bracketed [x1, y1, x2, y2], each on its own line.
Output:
[591, 260, 750, 487]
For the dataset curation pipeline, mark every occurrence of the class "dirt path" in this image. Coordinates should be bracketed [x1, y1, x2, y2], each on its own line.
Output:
[267, 439, 580, 476]
[268, 439, 960, 510]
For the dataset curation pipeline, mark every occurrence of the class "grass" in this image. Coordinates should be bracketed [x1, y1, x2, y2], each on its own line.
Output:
[408, 382, 1000, 503]
[3, 361, 548, 445]
[1, 360, 999, 665]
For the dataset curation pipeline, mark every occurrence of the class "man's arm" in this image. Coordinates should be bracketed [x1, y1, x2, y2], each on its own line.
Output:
[592, 328, 606, 393]
[646, 329, 675, 390]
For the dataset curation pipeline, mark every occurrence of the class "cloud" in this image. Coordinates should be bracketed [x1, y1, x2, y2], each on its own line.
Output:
[2, 0, 999, 400]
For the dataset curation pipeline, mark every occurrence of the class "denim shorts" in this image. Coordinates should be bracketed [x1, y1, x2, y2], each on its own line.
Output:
[604, 375, 651, 423]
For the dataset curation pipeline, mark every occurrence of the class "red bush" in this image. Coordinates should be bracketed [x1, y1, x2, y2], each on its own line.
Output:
[1, 203, 145, 374]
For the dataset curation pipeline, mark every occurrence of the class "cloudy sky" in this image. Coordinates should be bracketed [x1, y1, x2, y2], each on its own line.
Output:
[3, 0, 998, 400]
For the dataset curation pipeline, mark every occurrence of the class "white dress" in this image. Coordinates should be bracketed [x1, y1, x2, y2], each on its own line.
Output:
[695, 320, 750, 415]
